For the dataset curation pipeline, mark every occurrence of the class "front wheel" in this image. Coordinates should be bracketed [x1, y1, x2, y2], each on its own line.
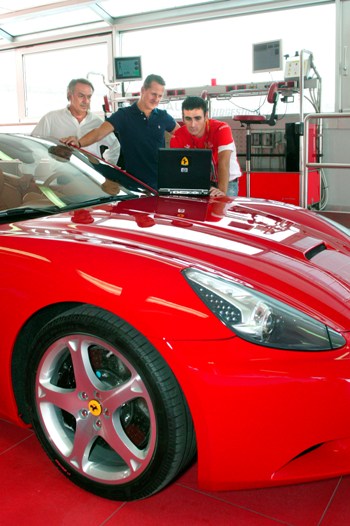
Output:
[27, 305, 196, 500]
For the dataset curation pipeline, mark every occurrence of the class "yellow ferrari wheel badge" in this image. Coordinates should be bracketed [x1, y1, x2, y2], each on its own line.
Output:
[88, 399, 102, 416]
[180, 156, 189, 166]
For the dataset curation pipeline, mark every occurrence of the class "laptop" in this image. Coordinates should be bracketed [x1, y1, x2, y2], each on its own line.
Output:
[157, 148, 212, 196]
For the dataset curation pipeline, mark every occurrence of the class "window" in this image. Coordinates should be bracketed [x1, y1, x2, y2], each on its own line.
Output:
[0, 34, 113, 125]
[24, 37, 112, 120]
[0, 50, 18, 124]
[120, 4, 335, 113]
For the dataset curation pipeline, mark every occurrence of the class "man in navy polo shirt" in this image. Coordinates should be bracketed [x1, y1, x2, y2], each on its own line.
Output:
[61, 74, 179, 189]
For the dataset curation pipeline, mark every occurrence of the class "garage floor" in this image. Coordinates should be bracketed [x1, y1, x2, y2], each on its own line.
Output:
[1, 417, 350, 526]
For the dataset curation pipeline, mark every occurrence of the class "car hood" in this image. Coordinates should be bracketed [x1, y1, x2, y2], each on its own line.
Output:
[3, 195, 350, 329]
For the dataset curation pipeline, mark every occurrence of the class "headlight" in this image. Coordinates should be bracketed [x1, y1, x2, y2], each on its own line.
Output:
[183, 268, 346, 351]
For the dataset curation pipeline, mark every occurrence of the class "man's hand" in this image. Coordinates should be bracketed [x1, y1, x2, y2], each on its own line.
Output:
[60, 136, 80, 147]
[209, 186, 225, 197]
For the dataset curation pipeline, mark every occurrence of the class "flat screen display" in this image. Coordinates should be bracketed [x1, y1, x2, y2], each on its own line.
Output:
[252, 40, 282, 73]
[114, 56, 142, 82]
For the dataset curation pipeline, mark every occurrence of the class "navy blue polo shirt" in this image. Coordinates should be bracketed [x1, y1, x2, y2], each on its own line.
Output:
[107, 102, 176, 188]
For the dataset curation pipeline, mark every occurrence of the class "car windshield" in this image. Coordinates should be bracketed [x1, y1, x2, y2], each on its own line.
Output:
[0, 134, 156, 219]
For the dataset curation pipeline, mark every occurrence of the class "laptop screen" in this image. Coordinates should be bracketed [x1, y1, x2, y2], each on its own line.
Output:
[157, 148, 212, 196]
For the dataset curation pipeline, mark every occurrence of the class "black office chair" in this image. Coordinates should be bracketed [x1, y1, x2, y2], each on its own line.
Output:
[233, 82, 279, 196]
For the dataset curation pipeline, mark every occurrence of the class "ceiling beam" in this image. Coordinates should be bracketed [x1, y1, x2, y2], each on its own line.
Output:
[0, 26, 13, 41]
[89, 3, 114, 25]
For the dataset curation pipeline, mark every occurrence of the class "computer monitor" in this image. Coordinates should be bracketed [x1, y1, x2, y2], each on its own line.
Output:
[252, 40, 282, 73]
[114, 56, 142, 82]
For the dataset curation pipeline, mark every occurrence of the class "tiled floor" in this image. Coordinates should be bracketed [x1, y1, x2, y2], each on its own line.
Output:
[2, 417, 350, 526]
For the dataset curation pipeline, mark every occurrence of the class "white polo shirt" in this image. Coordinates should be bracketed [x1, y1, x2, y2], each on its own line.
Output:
[32, 107, 120, 164]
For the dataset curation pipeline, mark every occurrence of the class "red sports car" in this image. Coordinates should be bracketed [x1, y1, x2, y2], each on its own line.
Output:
[1, 133, 350, 501]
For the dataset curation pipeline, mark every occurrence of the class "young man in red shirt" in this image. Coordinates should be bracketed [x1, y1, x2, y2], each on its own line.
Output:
[170, 96, 241, 196]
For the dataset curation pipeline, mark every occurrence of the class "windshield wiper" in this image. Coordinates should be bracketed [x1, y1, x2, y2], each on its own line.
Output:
[0, 206, 59, 218]
[65, 195, 135, 208]
[0, 195, 136, 220]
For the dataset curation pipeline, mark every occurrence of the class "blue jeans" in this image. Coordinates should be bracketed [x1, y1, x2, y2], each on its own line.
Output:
[227, 179, 239, 197]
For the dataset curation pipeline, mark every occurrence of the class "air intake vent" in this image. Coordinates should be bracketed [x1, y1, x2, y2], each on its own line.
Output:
[305, 243, 327, 260]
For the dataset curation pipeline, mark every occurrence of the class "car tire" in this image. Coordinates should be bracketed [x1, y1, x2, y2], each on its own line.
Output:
[27, 305, 196, 501]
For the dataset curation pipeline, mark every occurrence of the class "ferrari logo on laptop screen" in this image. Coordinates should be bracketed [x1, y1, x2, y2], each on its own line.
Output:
[158, 148, 211, 196]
